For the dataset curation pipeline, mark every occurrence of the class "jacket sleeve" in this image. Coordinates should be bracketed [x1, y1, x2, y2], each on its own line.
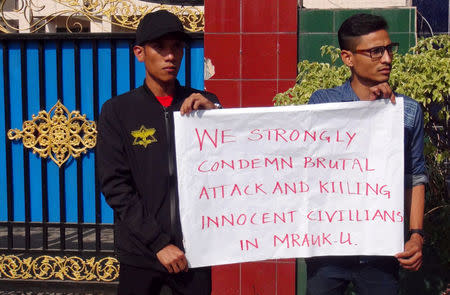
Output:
[97, 101, 171, 254]
[409, 104, 428, 187]
[308, 90, 323, 104]
[202, 90, 221, 105]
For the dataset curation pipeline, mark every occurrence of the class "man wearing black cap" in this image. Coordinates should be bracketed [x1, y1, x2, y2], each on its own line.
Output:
[97, 10, 220, 295]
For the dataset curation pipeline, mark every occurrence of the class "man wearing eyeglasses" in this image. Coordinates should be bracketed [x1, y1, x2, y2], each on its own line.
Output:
[306, 14, 427, 295]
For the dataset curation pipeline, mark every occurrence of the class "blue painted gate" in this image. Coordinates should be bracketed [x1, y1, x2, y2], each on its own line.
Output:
[0, 33, 204, 284]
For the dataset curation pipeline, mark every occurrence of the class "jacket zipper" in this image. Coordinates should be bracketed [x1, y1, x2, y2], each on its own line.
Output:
[164, 109, 177, 241]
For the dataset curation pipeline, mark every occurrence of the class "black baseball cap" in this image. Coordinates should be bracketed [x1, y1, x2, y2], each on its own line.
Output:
[136, 10, 190, 45]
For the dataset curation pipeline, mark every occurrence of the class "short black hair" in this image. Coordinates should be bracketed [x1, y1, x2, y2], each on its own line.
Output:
[338, 14, 388, 50]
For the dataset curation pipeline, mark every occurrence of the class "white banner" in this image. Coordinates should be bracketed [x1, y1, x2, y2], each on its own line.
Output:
[174, 98, 404, 268]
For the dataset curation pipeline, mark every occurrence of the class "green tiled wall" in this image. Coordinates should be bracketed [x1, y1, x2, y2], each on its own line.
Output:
[298, 8, 417, 63]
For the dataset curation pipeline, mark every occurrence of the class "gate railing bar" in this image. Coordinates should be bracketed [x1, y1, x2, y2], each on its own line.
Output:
[38, 39, 50, 251]
[74, 39, 84, 251]
[55, 39, 67, 251]
[20, 41, 32, 251]
[185, 42, 191, 88]
[129, 41, 135, 90]
[92, 39, 103, 253]
[111, 40, 117, 98]
[110, 40, 119, 251]
[3, 42, 13, 250]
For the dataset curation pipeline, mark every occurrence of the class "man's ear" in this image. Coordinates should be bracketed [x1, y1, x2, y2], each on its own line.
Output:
[133, 45, 145, 62]
[341, 49, 353, 67]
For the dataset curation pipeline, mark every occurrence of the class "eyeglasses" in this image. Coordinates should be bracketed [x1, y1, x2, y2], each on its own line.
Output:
[353, 43, 399, 59]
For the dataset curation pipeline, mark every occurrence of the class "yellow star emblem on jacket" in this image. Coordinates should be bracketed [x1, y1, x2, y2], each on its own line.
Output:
[131, 125, 157, 148]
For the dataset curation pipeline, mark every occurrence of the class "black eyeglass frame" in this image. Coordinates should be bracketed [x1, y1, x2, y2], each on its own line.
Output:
[352, 43, 400, 59]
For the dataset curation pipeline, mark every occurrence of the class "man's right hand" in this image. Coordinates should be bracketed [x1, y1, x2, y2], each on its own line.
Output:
[368, 82, 396, 103]
[156, 244, 188, 273]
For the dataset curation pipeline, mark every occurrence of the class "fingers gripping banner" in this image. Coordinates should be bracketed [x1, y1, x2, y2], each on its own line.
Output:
[174, 99, 404, 268]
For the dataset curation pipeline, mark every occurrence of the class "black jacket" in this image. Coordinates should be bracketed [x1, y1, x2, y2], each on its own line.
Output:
[97, 81, 219, 271]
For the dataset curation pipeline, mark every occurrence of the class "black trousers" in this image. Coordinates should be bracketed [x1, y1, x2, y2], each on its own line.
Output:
[118, 263, 212, 295]
[306, 256, 399, 295]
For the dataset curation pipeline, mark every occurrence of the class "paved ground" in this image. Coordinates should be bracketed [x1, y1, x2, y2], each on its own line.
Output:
[0, 291, 116, 294]
[0, 284, 173, 295]
[0, 283, 117, 295]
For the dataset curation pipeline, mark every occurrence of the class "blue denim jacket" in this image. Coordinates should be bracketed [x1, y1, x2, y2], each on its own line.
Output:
[309, 80, 428, 188]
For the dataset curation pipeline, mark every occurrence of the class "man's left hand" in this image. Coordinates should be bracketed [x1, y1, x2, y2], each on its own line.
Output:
[395, 234, 423, 271]
[180, 93, 216, 115]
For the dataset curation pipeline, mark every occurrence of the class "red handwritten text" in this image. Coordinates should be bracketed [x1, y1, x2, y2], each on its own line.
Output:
[247, 129, 357, 148]
[195, 128, 236, 151]
[273, 233, 333, 248]
[199, 181, 310, 199]
[240, 239, 259, 251]
[318, 180, 391, 198]
[197, 156, 293, 173]
[304, 157, 375, 172]
[306, 209, 404, 223]
[201, 210, 297, 230]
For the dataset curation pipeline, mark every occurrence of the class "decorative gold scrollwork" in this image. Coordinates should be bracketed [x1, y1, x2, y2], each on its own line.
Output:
[0, 0, 204, 33]
[96, 257, 120, 282]
[7, 101, 97, 168]
[0, 255, 119, 281]
[32, 255, 61, 280]
[0, 255, 31, 279]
